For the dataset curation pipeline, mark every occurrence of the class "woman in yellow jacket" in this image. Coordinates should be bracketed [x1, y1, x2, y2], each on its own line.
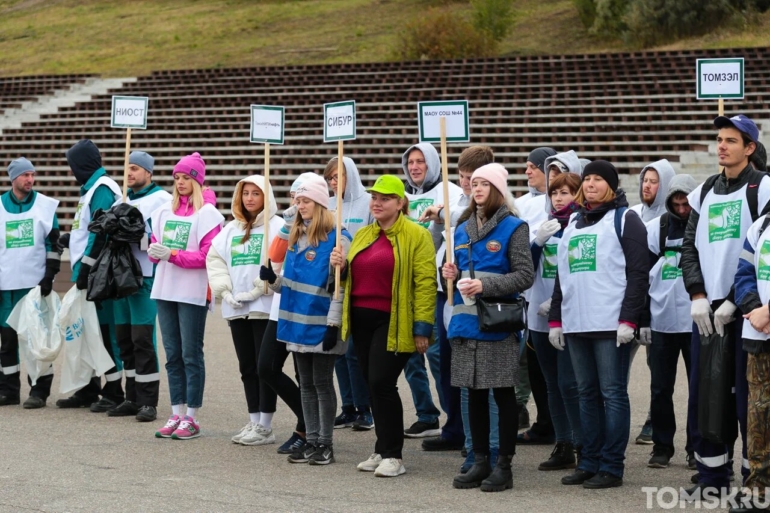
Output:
[330, 174, 436, 478]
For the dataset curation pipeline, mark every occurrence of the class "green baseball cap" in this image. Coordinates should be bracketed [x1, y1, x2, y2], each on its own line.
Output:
[368, 174, 405, 198]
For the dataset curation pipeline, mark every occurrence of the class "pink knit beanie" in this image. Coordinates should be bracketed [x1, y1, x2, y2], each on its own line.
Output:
[294, 177, 329, 209]
[173, 152, 206, 185]
[471, 163, 509, 198]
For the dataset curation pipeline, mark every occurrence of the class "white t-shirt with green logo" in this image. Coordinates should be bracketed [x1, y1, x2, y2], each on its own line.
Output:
[689, 178, 770, 302]
[527, 235, 561, 333]
[0, 193, 58, 290]
[741, 216, 770, 342]
[646, 216, 691, 334]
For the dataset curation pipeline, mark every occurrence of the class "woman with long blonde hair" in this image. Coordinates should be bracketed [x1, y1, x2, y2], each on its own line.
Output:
[148, 152, 224, 440]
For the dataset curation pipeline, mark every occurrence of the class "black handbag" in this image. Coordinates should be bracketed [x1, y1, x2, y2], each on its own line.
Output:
[466, 245, 526, 333]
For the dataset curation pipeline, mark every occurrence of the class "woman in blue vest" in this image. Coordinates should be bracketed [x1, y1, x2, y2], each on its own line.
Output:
[442, 163, 534, 492]
[260, 177, 351, 466]
[548, 160, 649, 489]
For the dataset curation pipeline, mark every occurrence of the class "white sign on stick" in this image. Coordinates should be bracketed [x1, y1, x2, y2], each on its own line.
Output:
[250, 105, 285, 144]
[111, 96, 149, 129]
[323, 100, 356, 142]
[696, 58, 744, 100]
[418, 100, 470, 143]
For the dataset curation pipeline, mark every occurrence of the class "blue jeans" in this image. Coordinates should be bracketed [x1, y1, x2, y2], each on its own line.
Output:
[404, 342, 441, 424]
[156, 300, 208, 409]
[531, 330, 581, 446]
[335, 336, 370, 411]
[462, 387, 499, 451]
[436, 292, 464, 443]
[567, 335, 631, 478]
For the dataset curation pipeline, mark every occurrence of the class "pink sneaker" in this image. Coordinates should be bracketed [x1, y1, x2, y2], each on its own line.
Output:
[155, 415, 181, 438]
[171, 415, 201, 440]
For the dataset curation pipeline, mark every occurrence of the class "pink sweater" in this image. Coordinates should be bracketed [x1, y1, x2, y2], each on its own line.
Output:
[149, 189, 221, 269]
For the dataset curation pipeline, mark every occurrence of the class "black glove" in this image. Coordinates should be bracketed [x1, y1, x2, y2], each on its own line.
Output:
[39, 276, 53, 297]
[76, 264, 91, 290]
[259, 259, 277, 284]
[59, 232, 70, 249]
[322, 326, 339, 352]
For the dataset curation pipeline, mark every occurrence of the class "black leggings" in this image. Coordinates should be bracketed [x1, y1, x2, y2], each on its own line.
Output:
[257, 320, 305, 432]
[468, 386, 518, 457]
[351, 307, 413, 459]
[229, 318, 277, 414]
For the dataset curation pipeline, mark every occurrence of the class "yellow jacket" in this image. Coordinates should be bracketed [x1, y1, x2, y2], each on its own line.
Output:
[341, 213, 437, 352]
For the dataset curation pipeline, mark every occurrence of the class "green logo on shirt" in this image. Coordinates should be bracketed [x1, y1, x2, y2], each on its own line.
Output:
[71, 202, 84, 230]
[568, 234, 597, 273]
[708, 200, 742, 242]
[542, 243, 558, 278]
[758, 240, 770, 281]
[661, 250, 682, 280]
[162, 220, 192, 250]
[5, 219, 34, 249]
[231, 234, 263, 267]
[409, 198, 434, 228]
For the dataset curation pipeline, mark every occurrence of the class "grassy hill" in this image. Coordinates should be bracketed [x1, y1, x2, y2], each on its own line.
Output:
[1, 0, 770, 77]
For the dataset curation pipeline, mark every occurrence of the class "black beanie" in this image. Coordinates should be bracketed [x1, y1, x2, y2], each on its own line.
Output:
[66, 139, 102, 184]
[527, 147, 557, 173]
[583, 160, 619, 192]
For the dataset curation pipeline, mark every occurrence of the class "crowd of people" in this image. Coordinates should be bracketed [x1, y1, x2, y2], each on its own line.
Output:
[2, 113, 770, 510]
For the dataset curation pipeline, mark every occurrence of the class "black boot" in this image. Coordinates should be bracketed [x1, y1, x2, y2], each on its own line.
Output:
[481, 454, 513, 492]
[453, 453, 492, 489]
[538, 442, 577, 471]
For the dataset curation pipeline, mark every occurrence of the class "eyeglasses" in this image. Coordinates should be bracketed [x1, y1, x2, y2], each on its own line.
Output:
[407, 159, 426, 166]
[325, 175, 338, 183]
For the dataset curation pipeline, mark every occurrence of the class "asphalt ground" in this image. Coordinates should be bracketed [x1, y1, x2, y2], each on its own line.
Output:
[0, 306, 719, 512]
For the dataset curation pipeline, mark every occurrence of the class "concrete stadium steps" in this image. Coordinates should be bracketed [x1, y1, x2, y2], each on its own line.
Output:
[1, 47, 766, 228]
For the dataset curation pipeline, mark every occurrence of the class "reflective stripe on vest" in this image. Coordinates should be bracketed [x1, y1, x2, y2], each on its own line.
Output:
[447, 215, 522, 342]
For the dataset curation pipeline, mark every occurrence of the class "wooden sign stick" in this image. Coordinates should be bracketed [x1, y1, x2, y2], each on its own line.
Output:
[440, 117, 454, 306]
[264, 142, 271, 294]
[121, 128, 132, 202]
[334, 141, 344, 300]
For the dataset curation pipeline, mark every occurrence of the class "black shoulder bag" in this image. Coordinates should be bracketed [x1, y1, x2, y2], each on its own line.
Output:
[467, 244, 526, 333]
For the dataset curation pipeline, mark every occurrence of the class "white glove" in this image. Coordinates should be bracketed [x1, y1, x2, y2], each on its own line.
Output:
[548, 327, 565, 351]
[148, 243, 171, 261]
[691, 297, 713, 336]
[537, 298, 552, 317]
[222, 292, 243, 309]
[639, 327, 652, 346]
[616, 323, 635, 347]
[534, 219, 561, 246]
[713, 300, 737, 337]
[235, 290, 261, 303]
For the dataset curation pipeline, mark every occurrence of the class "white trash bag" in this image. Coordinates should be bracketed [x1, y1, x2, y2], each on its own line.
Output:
[6, 286, 62, 386]
[58, 286, 115, 394]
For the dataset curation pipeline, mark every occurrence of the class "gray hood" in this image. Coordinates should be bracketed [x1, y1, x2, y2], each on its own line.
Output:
[330, 156, 373, 236]
[665, 174, 698, 222]
[543, 150, 582, 214]
[338, 156, 366, 202]
[401, 143, 441, 195]
[637, 159, 675, 222]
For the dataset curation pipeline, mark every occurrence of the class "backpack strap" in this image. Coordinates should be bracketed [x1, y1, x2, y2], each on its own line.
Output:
[699, 174, 719, 211]
[658, 212, 669, 259]
[759, 212, 770, 239]
[700, 170, 765, 222]
[614, 206, 627, 242]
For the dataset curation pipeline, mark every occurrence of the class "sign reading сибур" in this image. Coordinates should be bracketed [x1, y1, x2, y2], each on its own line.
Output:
[323, 100, 356, 142]
[418, 100, 470, 143]
[696, 58, 744, 100]
[111, 96, 149, 129]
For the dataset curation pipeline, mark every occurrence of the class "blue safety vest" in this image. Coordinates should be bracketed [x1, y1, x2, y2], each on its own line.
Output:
[448, 215, 522, 341]
[278, 229, 351, 345]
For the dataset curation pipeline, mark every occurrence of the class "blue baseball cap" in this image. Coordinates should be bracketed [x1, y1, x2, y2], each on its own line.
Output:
[714, 114, 759, 144]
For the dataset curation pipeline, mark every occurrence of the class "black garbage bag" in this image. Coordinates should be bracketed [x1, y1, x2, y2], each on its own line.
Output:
[86, 203, 146, 301]
[698, 323, 738, 445]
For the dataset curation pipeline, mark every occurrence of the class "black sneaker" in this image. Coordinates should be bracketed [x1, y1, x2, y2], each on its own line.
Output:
[56, 394, 98, 408]
[422, 436, 464, 451]
[334, 410, 357, 429]
[404, 420, 441, 438]
[635, 420, 653, 445]
[307, 444, 335, 465]
[351, 410, 374, 431]
[287, 442, 315, 463]
[90, 397, 118, 413]
[583, 471, 623, 489]
[277, 432, 306, 454]
[518, 408, 530, 430]
[23, 396, 45, 409]
[648, 447, 673, 468]
[136, 405, 157, 422]
[562, 469, 596, 485]
[107, 400, 139, 417]
[0, 394, 20, 406]
[686, 452, 697, 470]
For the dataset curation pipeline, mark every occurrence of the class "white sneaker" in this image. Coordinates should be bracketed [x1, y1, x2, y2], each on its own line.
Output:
[374, 458, 406, 477]
[240, 424, 275, 446]
[357, 453, 383, 472]
[231, 422, 254, 443]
